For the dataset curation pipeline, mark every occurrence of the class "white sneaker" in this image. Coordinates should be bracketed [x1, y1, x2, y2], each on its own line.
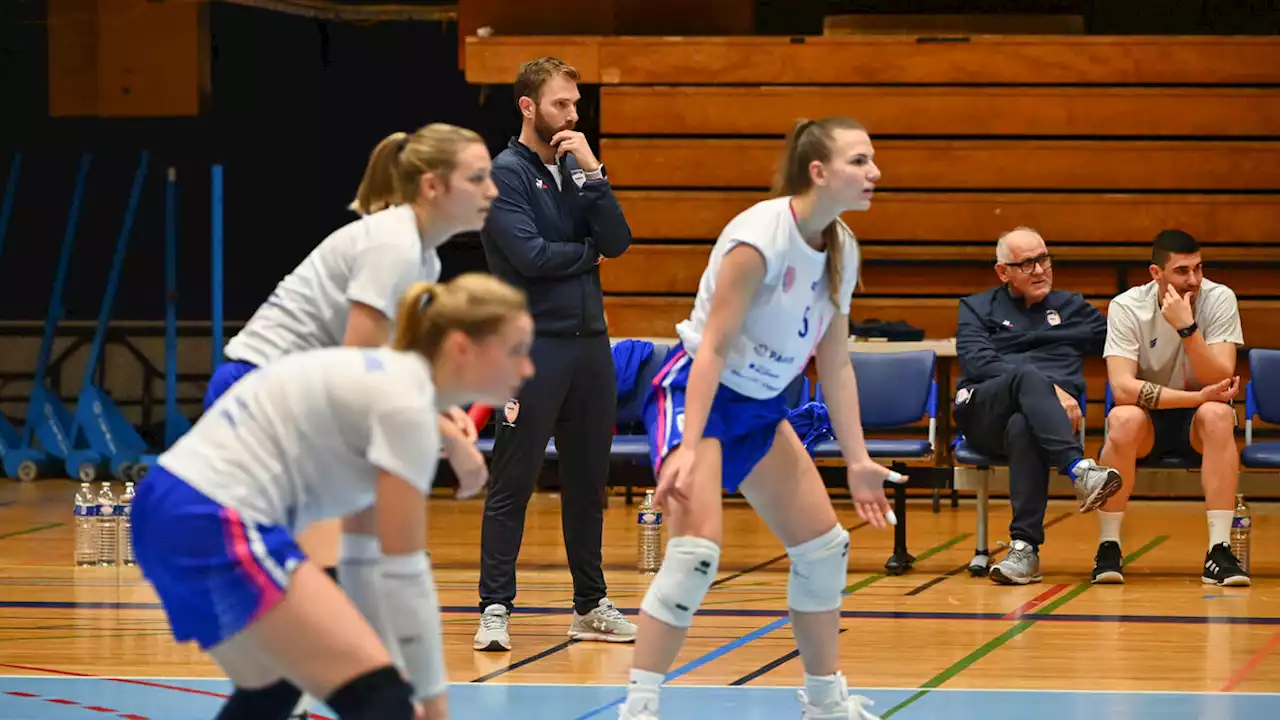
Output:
[617, 705, 659, 720]
[797, 673, 880, 719]
[473, 603, 511, 651]
[568, 598, 637, 643]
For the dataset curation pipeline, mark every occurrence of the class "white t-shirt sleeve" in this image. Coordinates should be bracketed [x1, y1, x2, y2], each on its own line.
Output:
[1201, 286, 1245, 347]
[1102, 298, 1141, 361]
[346, 241, 419, 320]
[719, 204, 790, 286]
[836, 227, 861, 316]
[366, 402, 440, 494]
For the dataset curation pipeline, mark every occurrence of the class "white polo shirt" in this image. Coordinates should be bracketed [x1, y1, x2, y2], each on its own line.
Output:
[1102, 278, 1244, 391]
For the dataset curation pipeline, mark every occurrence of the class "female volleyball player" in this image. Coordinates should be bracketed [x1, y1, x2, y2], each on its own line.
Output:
[619, 117, 899, 720]
[133, 274, 535, 720]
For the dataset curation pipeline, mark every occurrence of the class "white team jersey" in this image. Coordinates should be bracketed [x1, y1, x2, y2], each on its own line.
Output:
[159, 346, 440, 533]
[1103, 277, 1244, 391]
[676, 196, 860, 399]
[225, 204, 441, 367]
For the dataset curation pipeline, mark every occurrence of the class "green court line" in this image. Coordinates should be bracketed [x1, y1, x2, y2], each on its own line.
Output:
[881, 535, 1169, 718]
[0, 523, 63, 541]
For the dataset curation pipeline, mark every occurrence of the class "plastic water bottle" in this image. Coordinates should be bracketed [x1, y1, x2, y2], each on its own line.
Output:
[1231, 493, 1251, 574]
[73, 481, 98, 566]
[96, 481, 118, 566]
[118, 481, 135, 567]
[637, 489, 662, 573]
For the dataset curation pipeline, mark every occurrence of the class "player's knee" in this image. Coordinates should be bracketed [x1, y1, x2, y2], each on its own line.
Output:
[1196, 402, 1236, 443]
[324, 665, 415, 720]
[640, 536, 720, 628]
[1106, 406, 1148, 443]
[1012, 364, 1050, 389]
[1003, 412, 1032, 442]
[786, 524, 849, 613]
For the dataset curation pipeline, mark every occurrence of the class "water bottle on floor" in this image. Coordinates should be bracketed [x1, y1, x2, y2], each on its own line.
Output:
[96, 481, 118, 567]
[119, 480, 135, 567]
[637, 489, 662, 573]
[74, 481, 97, 566]
[1231, 493, 1251, 574]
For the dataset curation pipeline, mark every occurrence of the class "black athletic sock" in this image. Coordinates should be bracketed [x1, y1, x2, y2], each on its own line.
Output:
[325, 666, 413, 720]
[215, 679, 303, 720]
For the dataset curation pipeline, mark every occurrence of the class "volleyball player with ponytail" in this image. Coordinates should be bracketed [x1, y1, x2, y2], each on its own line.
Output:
[619, 118, 900, 720]
[201, 123, 497, 718]
[132, 274, 535, 720]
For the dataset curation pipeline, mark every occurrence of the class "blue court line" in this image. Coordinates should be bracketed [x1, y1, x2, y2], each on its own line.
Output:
[570, 617, 793, 720]
[3, 601, 1275, 627]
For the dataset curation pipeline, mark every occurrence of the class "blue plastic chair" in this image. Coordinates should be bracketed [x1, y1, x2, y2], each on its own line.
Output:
[1243, 348, 1280, 470]
[811, 349, 938, 575]
[952, 386, 1087, 576]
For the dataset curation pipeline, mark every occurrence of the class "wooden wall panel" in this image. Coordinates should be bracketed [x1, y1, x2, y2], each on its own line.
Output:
[601, 87, 1280, 137]
[601, 139, 1280, 191]
[604, 296, 1280, 343]
[615, 191, 1280, 245]
[465, 36, 1280, 85]
[464, 36, 603, 83]
[47, 0, 99, 117]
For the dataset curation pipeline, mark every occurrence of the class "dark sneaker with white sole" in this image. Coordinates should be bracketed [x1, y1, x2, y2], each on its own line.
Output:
[1202, 542, 1251, 587]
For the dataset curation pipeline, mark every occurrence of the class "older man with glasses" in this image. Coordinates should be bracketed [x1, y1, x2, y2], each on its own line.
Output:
[953, 227, 1123, 585]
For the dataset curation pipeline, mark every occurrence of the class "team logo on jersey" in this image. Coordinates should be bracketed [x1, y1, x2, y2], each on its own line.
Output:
[1046, 310, 1061, 326]
[535, 178, 549, 190]
[503, 399, 520, 427]
[570, 168, 586, 188]
[783, 265, 797, 293]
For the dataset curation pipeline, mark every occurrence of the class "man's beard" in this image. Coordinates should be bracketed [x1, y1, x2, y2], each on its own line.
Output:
[534, 108, 573, 146]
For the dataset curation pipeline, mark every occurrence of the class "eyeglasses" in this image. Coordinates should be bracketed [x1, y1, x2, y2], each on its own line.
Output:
[1001, 254, 1053, 274]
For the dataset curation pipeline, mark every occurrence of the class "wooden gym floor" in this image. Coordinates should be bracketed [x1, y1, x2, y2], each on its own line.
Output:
[2, 479, 1279, 718]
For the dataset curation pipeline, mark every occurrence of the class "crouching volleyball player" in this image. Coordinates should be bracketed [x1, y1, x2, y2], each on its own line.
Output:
[132, 274, 534, 720]
[620, 117, 900, 720]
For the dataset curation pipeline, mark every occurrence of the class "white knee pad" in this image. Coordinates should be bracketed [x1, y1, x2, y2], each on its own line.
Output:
[786, 524, 850, 613]
[639, 536, 720, 628]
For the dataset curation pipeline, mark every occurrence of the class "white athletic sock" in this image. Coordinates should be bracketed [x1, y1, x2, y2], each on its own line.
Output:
[1207, 510, 1233, 549]
[803, 672, 845, 708]
[1098, 511, 1124, 545]
[623, 668, 664, 715]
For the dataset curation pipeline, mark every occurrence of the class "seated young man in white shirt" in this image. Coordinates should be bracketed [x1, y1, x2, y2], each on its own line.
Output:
[1097, 229, 1248, 587]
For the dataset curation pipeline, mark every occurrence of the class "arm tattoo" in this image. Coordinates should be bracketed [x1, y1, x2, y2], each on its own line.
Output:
[1138, 381, 1162, 409]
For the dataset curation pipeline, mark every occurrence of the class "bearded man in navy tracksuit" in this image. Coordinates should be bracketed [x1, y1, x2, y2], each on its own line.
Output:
[472, 56, 635, 652]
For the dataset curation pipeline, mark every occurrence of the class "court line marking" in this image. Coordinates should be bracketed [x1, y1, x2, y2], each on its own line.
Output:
[2, 676, 1280, 696]
[0, 663, 335, 719]
[724, 533, 973, 685]
[0, 523, 63, 541]
[880, 534, 1169, 718]
[1002, 584, 1069, 621]
[1221, 627, 1280, 693]
[904, 510, 1074, 595]
[571, 533, 973, 718]
[5, 600, 1278, 627]
[469, 519, 875, 683]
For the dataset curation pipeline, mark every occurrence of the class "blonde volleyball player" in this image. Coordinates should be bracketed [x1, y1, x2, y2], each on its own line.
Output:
[620, 118, 901, 720]
[133, 274, 535, 720]
[208, 122, 494, 594]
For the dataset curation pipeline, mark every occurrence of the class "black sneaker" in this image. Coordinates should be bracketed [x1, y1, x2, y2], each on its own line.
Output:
[1202, 542, 1251, 587]
[1091, 540, 1124, 584]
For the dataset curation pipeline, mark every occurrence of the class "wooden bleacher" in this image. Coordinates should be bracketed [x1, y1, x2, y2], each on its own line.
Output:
[465, 33, 1280, 440]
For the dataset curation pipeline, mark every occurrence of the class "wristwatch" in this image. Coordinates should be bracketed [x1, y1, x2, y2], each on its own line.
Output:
[1177, 322, 1198, 338]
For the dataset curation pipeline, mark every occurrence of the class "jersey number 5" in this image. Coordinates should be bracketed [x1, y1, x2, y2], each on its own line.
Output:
[799, 305, 810, 339]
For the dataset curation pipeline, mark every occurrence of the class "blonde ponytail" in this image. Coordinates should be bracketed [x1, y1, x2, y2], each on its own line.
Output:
[349, 123, 486, 216]
[392, 274, 528, 363]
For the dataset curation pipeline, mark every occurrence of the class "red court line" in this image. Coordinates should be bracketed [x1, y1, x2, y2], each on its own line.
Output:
[1003, 584, 1069, 620]
[0, 662, 334, 720]
[1221, 627, 1280, 692]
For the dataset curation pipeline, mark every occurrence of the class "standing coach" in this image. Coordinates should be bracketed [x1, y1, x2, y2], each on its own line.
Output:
[473, 56, 635, 652]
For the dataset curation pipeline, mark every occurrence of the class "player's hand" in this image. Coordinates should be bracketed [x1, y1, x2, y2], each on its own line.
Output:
[1160, 283, 1195, 332]
[654, 446, 696, 507]
[1198, 376, 1240, 405]
[416, 696, 448, 720]
[845, 457, 905, 529]
[1054, 385, 1083, 434]
[550, 130, 601, 172]
[446, 441, 489, 500]
[445, 406, 478, 444]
